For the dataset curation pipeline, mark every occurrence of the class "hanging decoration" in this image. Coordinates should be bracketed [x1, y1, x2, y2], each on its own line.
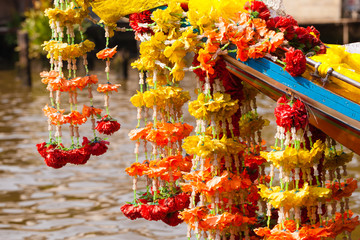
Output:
[256, 94, 359, 239]
[37, 0, 359, 239]
[36, 0, 121, 168]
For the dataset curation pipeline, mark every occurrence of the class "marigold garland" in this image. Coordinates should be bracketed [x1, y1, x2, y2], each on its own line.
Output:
[37, 0, 122, 168]
[38, 0, 358, 239]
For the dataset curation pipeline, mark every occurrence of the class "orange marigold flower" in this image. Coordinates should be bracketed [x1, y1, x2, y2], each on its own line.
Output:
[82, 105, 102, 118]
[97, 83, 121, 93]
[47, 77, 70, 92]
[82, 75, 98, 85]
[42, 104, 62, 116]
[70, 77, 88, 91]
[64, 110, 87, 125]
[157, 155, 183, 169]
[125, 162, 148, 177]
[40, 70, 59, 84]
[179, 206, 208, 228]
[42, 105, 67, 125]
[96, 46, 117, 60]
[128, 123, 153, 140]
[254, 227, 271, 237]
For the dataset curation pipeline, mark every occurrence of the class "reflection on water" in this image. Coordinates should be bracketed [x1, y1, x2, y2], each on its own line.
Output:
[0, 68, 359, 239]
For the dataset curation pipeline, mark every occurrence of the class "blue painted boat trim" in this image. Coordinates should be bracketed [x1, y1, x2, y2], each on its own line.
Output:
[227, 53, 360, 122]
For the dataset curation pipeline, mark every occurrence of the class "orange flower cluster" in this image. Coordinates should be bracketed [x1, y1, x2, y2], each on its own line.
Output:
[126, 155, 192, 181]
[181, 169, 252, 197]
[129, 122, 193, 147]
[41, 71, 99, 92]
[255, 215, 360, 240]
[43, 104, 102, 125]
[326, 178, 358, 201]
[96, 46, 117, 60]
[197, 10, 284, 74]
[97, 83, 121, 93]
[181, 208, 257, 232]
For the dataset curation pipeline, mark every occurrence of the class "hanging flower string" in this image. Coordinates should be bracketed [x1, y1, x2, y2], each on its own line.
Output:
[36, 0, 120, 168]
[95, 27, 121, 135]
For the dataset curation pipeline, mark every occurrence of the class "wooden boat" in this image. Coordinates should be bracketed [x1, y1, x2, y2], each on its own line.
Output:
[223, 53, 360, 155]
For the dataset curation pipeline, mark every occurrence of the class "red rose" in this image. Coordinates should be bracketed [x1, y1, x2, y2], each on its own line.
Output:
[284, 48, 306, 77]
[95, 115, 121, 135]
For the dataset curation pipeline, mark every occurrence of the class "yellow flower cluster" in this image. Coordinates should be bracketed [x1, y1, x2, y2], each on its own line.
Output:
[188, 92, 239, 121]
[238, 111, 269, 138]
[45, 3, 88, 26]
[183, 135, 245, 159]
[42, 40, 95, 61]
[130, 86, 190, 110]
[132, 32, 167, 72]
[259, 183, 331, 210]
[260, 140, 325, 171]
[132, 3, 201, 83]
[152, 2, 184, 34]
[187, 0, 247, 32]
[323, 147, 354, 170]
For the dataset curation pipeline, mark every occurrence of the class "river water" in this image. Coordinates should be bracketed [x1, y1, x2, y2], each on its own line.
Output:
[0, 65, 359, 239]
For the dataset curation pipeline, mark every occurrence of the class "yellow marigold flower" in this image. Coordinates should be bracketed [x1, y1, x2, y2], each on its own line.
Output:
[323, 147, 353, 170]
[130, 91, 145, 108]
[259, 183, 331, 210]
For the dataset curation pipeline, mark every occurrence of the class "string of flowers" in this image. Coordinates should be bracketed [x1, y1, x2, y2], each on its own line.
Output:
[121, 3, 199, 226]
[255, 94, 359, 239]
[36, 0, 118, 168]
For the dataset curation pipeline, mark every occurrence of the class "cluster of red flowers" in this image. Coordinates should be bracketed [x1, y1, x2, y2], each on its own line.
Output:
[95, 115, 121, 135]
[283, 48, 307, 77]
[129, 10, 154, 37]
[196, 1, 325, 77]
[121, 192, 190, 226]
[36, 137, 109, 169]
[274, 95, 308, 131]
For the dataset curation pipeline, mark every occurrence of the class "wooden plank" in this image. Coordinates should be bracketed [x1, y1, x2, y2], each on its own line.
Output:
[223, 55, 360, 155]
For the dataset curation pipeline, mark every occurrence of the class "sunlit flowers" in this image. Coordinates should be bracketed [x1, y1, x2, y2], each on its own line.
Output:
[95, 115, 121, 135]
[97, 83, 121, 93]
[96, 46, 118, 60]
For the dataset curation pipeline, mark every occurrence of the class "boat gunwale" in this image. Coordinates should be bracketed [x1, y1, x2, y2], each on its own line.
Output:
[223, 55, 360, 155]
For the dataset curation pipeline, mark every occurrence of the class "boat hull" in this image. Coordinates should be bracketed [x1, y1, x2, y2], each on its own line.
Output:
[223, 55, 360, 155]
